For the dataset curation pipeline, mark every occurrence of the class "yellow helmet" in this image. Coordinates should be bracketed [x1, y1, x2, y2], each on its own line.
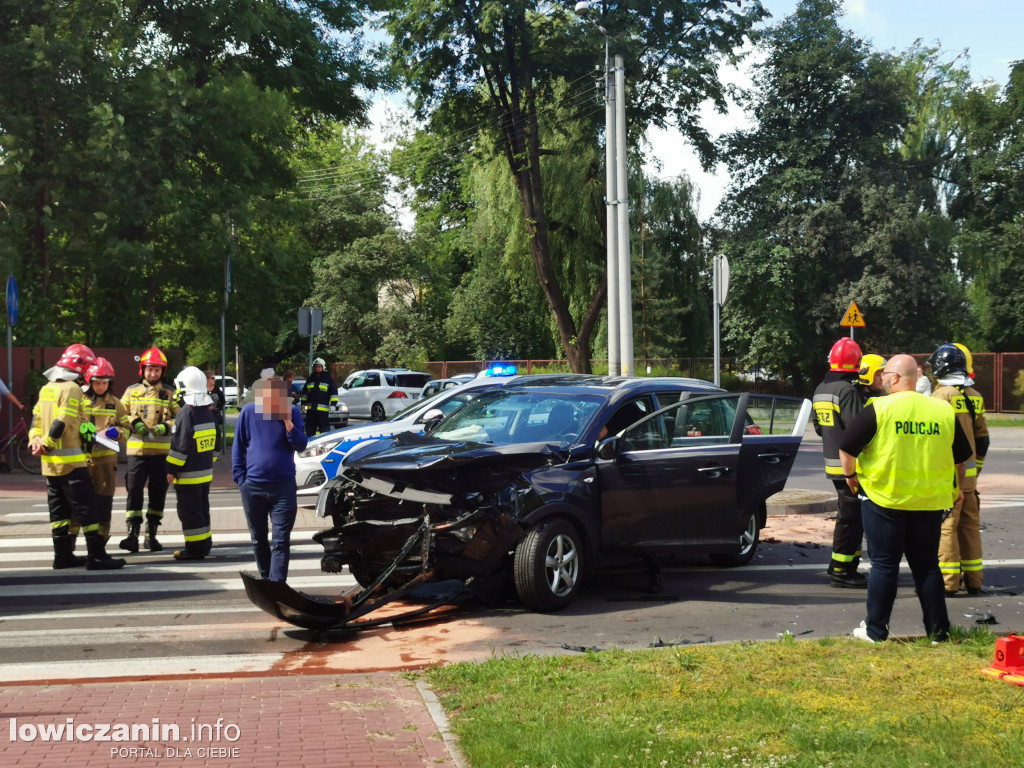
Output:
[858, 354, 886, 387]
[953, 343, 975, 378]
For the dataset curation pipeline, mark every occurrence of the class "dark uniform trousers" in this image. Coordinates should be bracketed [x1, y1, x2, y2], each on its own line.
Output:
[87, 457, 117, 537]
[125, 455, 169, 519]
[830, 478, 864, 573]
[304, 408, 330, 436]
[48, 467, 99, 535]
[175, 483, 212, 556]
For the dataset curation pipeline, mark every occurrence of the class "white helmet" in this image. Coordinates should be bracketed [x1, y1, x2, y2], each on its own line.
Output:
[174, 366, 213, 406]
[312, 357, 326, 368]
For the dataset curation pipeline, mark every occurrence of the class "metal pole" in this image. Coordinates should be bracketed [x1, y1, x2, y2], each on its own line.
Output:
[713, 256, 721, 387]
[6, 323, 12, 467]
[605, 38, 619, 377]
[614, 54, 633, 376]
[220, 256, 227, 454]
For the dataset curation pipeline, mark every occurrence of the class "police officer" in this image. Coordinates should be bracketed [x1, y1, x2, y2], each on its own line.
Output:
[839, 354, 971, 642]
[812, 337, 866, 587]
[83, 358, 132, 544]
[28, 344, 125, 570]
[166, 367, 219, 560]
[300, 357, 337, 437]
[929, 343, 990, 596]
[120, 346, 178, 553]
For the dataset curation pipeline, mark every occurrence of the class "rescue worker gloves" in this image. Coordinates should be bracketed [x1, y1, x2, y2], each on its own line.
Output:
[152, 423, 168, 437]
[132, 419, 149, 436]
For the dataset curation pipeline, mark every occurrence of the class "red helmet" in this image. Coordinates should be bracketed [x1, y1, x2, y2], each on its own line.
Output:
[828, 338, 862, 373]
[56, 344, 96, 375]
[85, 357, 115, 385]
[138, 346, 168, 377]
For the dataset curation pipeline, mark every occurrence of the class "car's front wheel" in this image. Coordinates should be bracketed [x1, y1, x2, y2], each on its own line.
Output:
[709, 509, 760, 567]
[370, 402, 386, 422]
[513, 518, 583, 611]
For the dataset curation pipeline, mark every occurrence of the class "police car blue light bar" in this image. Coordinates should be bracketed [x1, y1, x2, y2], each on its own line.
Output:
[481, 364, 518, 377]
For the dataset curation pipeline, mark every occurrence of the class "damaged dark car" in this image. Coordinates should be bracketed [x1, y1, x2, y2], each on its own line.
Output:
[242, 377, 811, 630]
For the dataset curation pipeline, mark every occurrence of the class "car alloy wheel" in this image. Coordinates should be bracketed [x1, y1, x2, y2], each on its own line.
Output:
[709, 509, 761, 567]
[514, 518, 583, 611]
[370, 402, 386, 422]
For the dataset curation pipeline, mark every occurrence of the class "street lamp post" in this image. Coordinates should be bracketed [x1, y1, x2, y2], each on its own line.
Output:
[576, 2, 632, 376]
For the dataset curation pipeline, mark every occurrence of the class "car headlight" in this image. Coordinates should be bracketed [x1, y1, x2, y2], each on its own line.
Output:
[298, 440, 341, 458]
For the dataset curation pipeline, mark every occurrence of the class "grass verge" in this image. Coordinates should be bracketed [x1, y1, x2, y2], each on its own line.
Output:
[426, 627, 1023, 768]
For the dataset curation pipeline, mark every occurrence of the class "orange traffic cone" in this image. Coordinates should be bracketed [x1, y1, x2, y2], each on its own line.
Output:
[981, 634, 1024, 687]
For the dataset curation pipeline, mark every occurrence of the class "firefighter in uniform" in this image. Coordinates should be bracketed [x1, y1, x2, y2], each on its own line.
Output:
[929, 343, 990, 596]
[120, 346, 178, 553]
[300, 357, 337, 436]
[856, 354, 886, 405]
[812, 337, 866, 587]
[839, 354, 972, 643]
[83, 358, 132, 543]
[28, 344, 125, 570]
[166, 366, 219, 560]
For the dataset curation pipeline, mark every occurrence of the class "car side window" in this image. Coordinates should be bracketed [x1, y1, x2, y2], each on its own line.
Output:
[363, 372, 380, 387]
[670, 396, 739, 446]
[601, 397, 653, 440]
[619, 409, 669, 452]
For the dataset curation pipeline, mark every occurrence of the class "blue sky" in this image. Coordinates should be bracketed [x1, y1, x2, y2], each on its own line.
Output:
[650, 0, 1024, 219]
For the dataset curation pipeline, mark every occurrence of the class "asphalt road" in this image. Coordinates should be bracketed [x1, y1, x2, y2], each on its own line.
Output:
[1, 435, 1022, 683]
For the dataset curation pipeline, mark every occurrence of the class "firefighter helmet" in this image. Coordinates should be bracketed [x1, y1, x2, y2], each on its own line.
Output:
[173, 366, 212, 406]
[858, 354, 886, 388]
[138, 346, 168, 377]
[928, 344, 968, 379]
[312, 357, 326, 369]
[85, 357, 115, 385]
[828, 338, 862, 373]
[56, 344, 96, 375]
[953, 343, 975, 378]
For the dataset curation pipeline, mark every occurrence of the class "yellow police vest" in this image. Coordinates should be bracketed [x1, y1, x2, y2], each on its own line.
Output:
[856, 391, 958, 511]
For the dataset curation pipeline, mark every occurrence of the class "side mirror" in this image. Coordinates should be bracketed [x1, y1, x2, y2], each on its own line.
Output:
[596, 436, 619, 461]
[420, 408, 445, 426]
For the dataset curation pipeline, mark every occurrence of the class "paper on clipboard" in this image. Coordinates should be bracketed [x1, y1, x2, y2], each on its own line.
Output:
[95, 434, 120, 453]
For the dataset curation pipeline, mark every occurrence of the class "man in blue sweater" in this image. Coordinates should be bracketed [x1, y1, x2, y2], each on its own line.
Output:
[232, 377, 308, 581]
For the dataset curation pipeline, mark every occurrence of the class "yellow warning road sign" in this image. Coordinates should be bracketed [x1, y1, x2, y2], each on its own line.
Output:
[840, 301, 865, 328]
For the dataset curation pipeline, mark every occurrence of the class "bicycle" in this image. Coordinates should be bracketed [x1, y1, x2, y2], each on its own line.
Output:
[0, 417, 41, 474]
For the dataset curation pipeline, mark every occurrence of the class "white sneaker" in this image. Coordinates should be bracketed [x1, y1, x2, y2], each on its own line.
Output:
[852, 621, 875, 643]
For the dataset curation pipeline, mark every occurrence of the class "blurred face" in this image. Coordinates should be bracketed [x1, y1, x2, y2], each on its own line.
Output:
[869, 370, 883, 392]
[144, 365, 163, 383]
[206, 374, 215, 392]
[91, 378, 110, 395]
[255, 379, 290, 420]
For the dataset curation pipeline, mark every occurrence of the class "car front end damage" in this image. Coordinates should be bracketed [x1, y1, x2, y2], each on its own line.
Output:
[242, 434, 568, 630]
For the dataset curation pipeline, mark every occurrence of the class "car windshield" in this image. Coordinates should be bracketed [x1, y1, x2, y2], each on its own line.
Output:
[433, 390, 602, 445]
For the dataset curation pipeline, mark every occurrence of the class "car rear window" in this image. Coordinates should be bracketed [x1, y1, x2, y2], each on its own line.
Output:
[394, 373, 431, 388]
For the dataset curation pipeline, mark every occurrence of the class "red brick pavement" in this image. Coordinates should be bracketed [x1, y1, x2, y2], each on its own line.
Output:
[2, 673, 458, 767]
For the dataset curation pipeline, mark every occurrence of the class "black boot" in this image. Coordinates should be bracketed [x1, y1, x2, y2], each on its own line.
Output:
[144, 516, 163, 552]
[86, 532, 126, 570]
[52, 534, 86, 569]
[119, 518, 141, 553]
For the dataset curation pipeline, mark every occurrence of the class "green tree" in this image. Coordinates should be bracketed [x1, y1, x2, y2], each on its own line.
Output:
[951, 62, 1024, 350]
[0, 0, 377, 358]
[383, 0, 766, 372]
[717, 0, 965, 387]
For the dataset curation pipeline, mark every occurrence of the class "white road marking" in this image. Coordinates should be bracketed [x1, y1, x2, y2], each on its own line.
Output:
[0, 653, 287, 683]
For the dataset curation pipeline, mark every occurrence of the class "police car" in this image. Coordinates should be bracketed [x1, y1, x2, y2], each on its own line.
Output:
[294, 366, 525, 507]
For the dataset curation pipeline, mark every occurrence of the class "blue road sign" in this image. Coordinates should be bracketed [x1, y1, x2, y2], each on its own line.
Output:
[5, 276, 18, 327]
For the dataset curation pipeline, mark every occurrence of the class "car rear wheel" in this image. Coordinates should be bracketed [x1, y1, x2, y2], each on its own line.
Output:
[709, 510, 760, 567]
[370, 402, 386, 422]
[513, 518, 583, 611]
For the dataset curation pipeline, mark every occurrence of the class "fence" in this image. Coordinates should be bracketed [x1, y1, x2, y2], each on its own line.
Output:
[320, 352, 1024, 414]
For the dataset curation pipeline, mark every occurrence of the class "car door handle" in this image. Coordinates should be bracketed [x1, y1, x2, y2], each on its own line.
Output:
[757, 451, 791, 464]
[697, 465, 732, 478]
